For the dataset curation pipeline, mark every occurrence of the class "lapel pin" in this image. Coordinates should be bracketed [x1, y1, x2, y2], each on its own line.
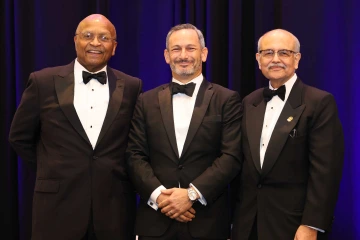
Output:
[287, 116, 293, 122]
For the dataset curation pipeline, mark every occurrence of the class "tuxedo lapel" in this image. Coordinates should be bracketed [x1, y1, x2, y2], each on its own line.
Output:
[246, 93, 266, 173]
[181, 80, 213, 161]
[54, 63, 91, 147]
[261, 79, 306, 177]
[95, 67, 125, 148]
[158, 84, 179, 159]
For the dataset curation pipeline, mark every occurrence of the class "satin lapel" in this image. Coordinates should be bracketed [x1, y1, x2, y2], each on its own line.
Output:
[159, 84, 179, 159]
[246, 95, 266, 173]
[54, 68, 91, 147]
[95, 68, 124, 148]
[261, 79, 306, 177]
[180, 80, 213, 161]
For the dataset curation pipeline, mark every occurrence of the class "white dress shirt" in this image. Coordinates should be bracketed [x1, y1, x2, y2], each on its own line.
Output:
[259, 74, 297, 168]
[147, 74, 207, 210]
[259, 73, 324, 233]
[73, 59, 109, 149]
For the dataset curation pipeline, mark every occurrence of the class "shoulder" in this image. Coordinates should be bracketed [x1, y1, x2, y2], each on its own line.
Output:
[302, 83, 333, 101]
[243, 88, 264, 105]
[109, 67, 140, 82]
[31, 63, 72, 78]
[209, 82, 240, 101]
[140, 83, 169, 99]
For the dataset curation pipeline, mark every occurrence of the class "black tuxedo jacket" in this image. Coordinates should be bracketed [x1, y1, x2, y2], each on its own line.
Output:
[232, 79, 344, 240]
[126, 79, 242, 239]
[9, 61, 142, 240]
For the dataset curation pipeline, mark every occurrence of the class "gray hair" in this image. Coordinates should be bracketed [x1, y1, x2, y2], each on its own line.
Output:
[166, 23, 206, 49]
[257, 29, 300, 52]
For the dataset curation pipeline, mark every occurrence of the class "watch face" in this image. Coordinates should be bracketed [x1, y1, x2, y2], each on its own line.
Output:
[188, 189, 197, 201]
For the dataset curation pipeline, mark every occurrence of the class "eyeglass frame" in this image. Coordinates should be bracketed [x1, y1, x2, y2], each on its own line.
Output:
[75, 32, 117, 43]
[258, 49, 299, 59]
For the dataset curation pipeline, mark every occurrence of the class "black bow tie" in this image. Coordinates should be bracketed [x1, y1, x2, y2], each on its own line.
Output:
[263, 85, 286, 102]
[82, 71, 107, 85]
[171, 82, 196, 97]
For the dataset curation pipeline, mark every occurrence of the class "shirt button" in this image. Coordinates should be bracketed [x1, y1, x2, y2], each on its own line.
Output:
[149, 202, 153, 206]
[92, 89, 94, 91]
[92, 156, 98, 160]
[178, 165, 184, 170]
[257, 184, 262, 189]
[90, 126, 92, 128]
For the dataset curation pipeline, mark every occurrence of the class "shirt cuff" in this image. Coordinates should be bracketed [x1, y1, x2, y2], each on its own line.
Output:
[190, 183, 207, 206]
[306, 225, 325, 233]
[147, 185, 166, 210]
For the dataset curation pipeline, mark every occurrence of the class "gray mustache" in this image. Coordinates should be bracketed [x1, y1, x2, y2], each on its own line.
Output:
[268, 63, 286, 69]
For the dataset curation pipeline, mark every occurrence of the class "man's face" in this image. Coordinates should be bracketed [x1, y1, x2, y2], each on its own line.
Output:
[164, 29, 208, 82]
[74, 17, 117, 72]
[256, 31, 301, 83]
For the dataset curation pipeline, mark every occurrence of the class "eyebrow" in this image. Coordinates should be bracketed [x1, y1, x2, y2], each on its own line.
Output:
[170, 44, 197, 49]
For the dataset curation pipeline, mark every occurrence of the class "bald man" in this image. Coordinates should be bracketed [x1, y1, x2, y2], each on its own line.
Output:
[9, 14, 142, 240]
[231, 29, 344, 240]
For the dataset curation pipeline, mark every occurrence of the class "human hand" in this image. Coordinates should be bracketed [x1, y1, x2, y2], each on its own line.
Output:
[175, 207, 196, 223]
[158, 188, 193, 219]
[294, 225, 317, 240]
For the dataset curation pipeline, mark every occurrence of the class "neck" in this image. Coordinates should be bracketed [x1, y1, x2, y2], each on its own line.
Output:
[173, 72, 202, 84]
[269, 75, 294, 89]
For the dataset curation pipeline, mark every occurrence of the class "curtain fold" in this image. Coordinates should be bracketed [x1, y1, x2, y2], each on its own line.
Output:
[1, 0, 358, 239]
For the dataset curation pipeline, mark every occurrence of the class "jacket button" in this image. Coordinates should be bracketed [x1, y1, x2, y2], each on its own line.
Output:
[257, 184, 262, 189]
[92, 156, 98, 160]
[178, 165, 184, 170]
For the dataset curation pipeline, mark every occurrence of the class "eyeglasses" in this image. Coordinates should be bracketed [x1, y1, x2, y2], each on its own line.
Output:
[259, 49, 298, 59]
[75, 32, 116, 43]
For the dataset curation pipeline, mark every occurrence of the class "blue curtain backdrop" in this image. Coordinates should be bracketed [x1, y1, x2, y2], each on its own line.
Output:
[1, 0, 358, 239]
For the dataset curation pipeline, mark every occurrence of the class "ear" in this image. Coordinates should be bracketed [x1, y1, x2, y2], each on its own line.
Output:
[201, 47, 208, 62]
[294, 53, 301, 69]
[112, 41, 118, 56]
[74, 36, 78, 51]
[256, 53, 261, 70]
[164, 49, 170, 64]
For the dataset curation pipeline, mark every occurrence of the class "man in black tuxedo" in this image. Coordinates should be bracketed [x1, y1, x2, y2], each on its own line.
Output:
[9, 14, 142, 240]
[126, 23, 242, 240]
[231, 29, 344, 240]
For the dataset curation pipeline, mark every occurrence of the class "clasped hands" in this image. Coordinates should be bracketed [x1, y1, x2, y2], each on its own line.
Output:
[156, 188, 196, 223]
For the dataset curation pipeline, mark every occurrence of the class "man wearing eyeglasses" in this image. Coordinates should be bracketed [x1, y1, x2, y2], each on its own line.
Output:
[231, 29, 344, 240]
[9, 14, 142, 240]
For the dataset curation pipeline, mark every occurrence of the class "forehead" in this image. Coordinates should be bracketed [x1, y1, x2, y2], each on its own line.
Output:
[168, 29, 200, 47]
[260, 32, 296, 50]
[78, 19, 113, 34]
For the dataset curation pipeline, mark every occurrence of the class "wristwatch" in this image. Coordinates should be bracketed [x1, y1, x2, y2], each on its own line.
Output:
[187, 188, 198, 202]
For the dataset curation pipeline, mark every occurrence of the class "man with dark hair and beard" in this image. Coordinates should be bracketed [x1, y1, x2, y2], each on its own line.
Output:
[126, 23, 242, 240]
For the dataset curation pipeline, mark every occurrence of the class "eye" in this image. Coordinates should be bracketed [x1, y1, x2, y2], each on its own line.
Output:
[99, 35, 110, 42]
[187, 47, 196, 51]
[82, 32, 93, 40]
[278, 50, 290, 57]
[263, 50, 274, 57]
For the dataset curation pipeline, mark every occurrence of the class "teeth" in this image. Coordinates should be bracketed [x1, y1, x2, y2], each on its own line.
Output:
[88, 50, 101, 53]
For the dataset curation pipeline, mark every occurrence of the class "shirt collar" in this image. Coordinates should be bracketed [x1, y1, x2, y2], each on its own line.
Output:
[172, 74, 204, 98]
[74, 58, 108, 84]
[269, 73, 297, 102]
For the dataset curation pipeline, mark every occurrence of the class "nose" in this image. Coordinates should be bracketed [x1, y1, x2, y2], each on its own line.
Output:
[272, 52, 281, 62]
[90, 36, 101, 46]
[180, 48, 188, 58]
